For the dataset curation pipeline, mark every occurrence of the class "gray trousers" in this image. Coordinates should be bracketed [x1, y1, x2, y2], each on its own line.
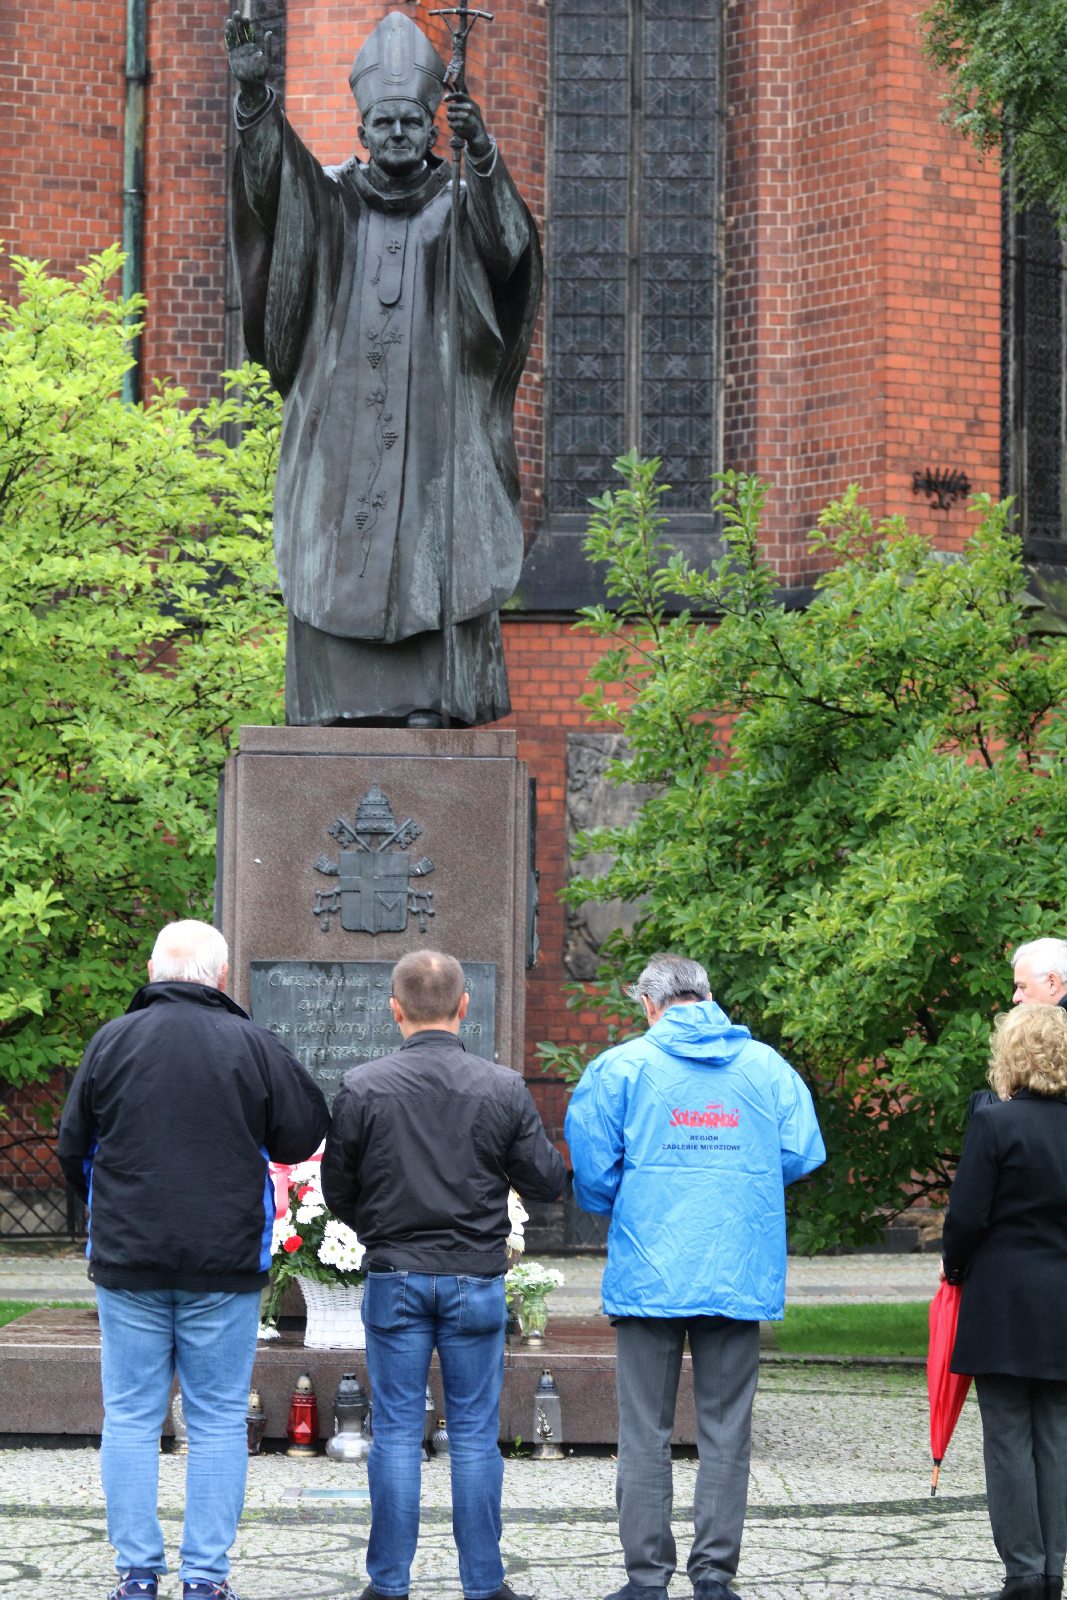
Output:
[615, 1316, 760, 1589]
[976, 1373, 1067, 1581]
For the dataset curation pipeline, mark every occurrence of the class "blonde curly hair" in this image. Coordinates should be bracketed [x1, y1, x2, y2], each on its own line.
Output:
[988, 1002, 1067, 1099]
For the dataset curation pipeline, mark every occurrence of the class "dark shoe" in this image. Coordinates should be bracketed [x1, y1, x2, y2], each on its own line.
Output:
[694, 1581, 735, 1600]
[482, 1587, 533, 1600]
[359, 1588, 408, 1600]
[1046, 1582, 1064, 1600]
[404, 710, 443, 728]
[997, 1581, 1044, 1599]
[604, 1585, 670, 1600]
[183, 1584, 241, 1600]
[108, 1577, 157, 1600]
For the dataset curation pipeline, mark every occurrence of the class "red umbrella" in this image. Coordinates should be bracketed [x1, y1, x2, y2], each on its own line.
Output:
[927, 1279, 973, 1495]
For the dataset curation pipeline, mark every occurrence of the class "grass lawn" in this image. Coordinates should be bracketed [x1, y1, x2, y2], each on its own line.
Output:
[767, 1300, 929, 1358]
[0, 1300, 84, 1329]
[0, 1298, 931, 1356]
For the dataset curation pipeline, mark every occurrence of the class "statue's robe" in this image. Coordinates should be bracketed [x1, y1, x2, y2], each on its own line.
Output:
[232, 92, 542, 725]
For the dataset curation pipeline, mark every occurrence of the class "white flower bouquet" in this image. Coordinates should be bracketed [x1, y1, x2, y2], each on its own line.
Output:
[261, 1146, 365, 1327]
[504, 1259, 565, 1299]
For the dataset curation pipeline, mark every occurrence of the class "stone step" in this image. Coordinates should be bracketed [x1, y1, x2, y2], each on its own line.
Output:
[0, 1308, 699, 1446]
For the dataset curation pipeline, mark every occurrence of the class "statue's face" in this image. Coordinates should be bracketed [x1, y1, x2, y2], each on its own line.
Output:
[360, 98, 437, 177]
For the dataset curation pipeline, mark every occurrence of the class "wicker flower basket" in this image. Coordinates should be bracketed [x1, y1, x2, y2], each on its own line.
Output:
[296, 1274, 366, 1350]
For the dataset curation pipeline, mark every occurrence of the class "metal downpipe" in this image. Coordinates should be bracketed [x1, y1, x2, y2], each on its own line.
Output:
[121, 0, 147, 404]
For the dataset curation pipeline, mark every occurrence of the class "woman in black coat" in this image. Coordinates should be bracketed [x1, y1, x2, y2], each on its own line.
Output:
[943, 1002, 1067, 1600]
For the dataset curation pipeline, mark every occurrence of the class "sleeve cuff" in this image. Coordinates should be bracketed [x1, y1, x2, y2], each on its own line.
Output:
[466, 134, 498, 178]
[235, 85, 277, 131]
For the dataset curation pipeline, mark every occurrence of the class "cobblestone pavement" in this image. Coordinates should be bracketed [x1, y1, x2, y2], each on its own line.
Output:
[1, 1251, 996, 1599]
[0, 1362, 995, 1600]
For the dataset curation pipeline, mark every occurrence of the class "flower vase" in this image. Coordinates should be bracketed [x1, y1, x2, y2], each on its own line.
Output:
[518, 1290, 549, 1346]
[296, 1274, 366, 1350]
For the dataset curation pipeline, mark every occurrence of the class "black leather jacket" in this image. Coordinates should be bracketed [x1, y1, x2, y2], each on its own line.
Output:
[321, 1029, 565, 1275]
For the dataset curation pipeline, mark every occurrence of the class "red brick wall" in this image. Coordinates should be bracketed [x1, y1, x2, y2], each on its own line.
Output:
[880, 1, 1000, 552]
[724, 0, 1001, 575]
[1, 0, 1000, 559]
[0, 0, 231, 401]
[0, 0, 125, 296]
[0, 0, 1010, 1153]
[499, 620, 632, 1138]
[0, 1074, 69, 1191]
[139, 0, 231, 398]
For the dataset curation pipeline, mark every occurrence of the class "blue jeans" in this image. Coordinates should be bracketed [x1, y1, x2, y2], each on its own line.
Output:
[96, 1286, 261, 1583]
[362, 1270, 507, 1599]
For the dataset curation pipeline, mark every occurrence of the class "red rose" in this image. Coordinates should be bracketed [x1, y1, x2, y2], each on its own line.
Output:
[282, 1235, 303, 1253]
[296, 1185, 312, 1200]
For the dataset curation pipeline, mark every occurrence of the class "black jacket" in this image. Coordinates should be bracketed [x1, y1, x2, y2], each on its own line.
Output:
[321, 1029, 565, 1275]
[58, 981, 329, 1292]
[943, 1090, 1067, 1378]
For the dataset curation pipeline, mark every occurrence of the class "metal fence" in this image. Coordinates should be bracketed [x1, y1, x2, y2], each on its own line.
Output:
[0, 1076, 85, 1241]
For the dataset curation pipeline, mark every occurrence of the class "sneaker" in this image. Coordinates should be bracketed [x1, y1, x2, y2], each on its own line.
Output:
[693, 1582, 735, 1600]
[107, 1575, 157, 1600]
[183, 1584, 241, 1600]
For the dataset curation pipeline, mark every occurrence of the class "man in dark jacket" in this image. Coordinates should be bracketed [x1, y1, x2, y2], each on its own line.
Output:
[58, 919, 329, 1600]
[322, 948, 565, 1600]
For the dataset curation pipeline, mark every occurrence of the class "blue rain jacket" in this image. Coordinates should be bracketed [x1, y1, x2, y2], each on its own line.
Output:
[565, 1000, 825, 1320]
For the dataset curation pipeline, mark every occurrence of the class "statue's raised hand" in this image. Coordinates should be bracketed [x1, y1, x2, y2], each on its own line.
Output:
[444, 92, 492, 162]
[225, 12, 274, 107]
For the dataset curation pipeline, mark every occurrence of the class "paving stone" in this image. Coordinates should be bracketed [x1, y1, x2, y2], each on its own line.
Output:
[0, 1363, 997, 1600]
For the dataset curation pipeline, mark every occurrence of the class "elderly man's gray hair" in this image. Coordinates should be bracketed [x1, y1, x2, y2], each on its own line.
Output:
[1012, 938, 1067, 985]
[151, 919, 228, 986]
[627, 953, 711, 1010]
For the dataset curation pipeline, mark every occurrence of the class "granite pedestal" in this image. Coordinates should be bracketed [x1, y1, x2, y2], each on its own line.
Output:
[216, 727, 532, 1092]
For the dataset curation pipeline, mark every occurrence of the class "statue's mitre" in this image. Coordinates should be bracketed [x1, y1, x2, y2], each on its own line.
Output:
[350, 12, 447, 116]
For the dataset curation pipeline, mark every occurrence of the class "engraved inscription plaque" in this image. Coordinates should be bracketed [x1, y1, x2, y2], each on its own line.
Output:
[250, 960, 497, 1105]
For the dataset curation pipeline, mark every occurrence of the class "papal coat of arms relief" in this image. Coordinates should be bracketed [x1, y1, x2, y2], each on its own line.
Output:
[313, 783, 435, 935]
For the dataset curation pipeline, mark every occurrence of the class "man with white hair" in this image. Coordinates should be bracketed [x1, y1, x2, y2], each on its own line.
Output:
[1012, 939, 1067, 1007]
[59, 919, 329, 1600]
[566, 953, 825, 1600]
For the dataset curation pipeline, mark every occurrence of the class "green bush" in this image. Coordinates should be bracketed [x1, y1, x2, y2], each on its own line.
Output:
[0, 248, 285, 1090]
[543, 454, 1067, 1251]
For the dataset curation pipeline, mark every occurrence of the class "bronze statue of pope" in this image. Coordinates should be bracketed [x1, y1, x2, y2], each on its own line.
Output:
[226, 10, 542, 727]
